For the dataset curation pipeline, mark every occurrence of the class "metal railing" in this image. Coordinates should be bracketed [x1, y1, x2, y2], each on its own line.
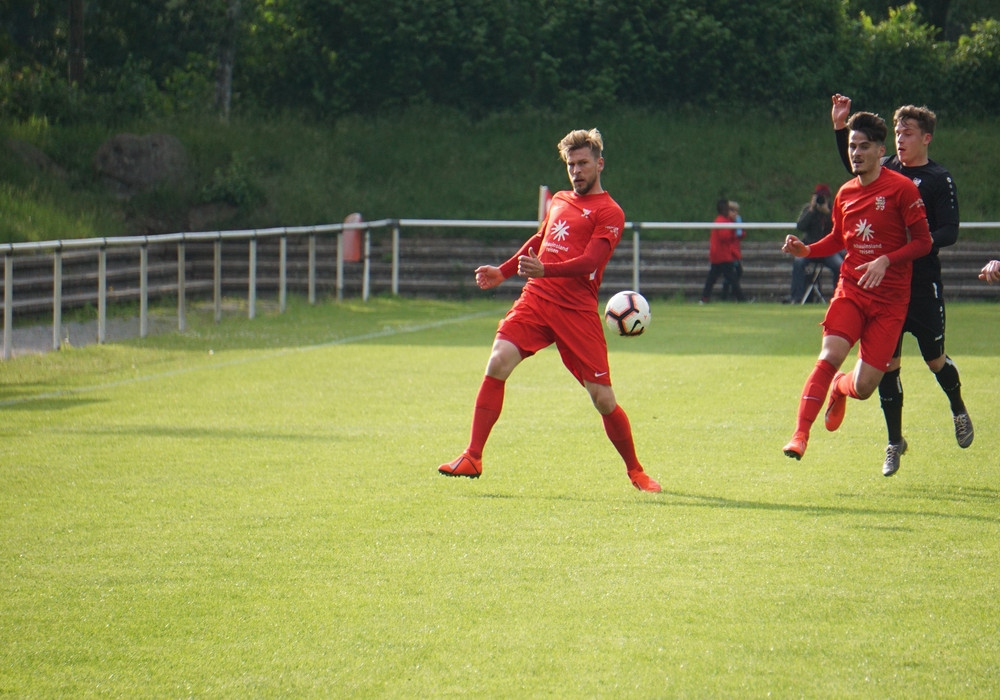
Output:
[3, 218, 998, 360]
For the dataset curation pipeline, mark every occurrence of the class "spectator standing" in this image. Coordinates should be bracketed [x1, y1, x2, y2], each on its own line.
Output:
[700, 199, 746, 303]
[722, 201, 745, 300]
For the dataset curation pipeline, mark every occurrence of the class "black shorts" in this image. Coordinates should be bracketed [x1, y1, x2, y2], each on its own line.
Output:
[896, 291, 945, 361]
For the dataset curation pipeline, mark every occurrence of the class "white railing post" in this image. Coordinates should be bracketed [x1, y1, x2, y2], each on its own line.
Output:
[632, 224, 641, 293]
[362, 229, 371, 302]
[392, 221, 400, 296]
[336, 232, 344, 302]
[52, 250, 62, 351]
[308, 232, 317, 304]
[279, 234, 287, 313]
[177, 240, 186, 332]
[248, 236, 257, 319]
[3, 253, 12, 360]
[98, 247, 107, 344]
[140, 244, 149, 338]
[213, 239, 222, 324]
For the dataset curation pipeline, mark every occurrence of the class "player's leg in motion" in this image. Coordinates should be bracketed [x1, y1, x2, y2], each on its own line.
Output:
[932, 356, 973, 448]
[784, 332, 857, 460]
[589, 382, 660, 493]
[878, 366, 908, 477]
[439, 338, 520, 479]
[783, 358, 837, 460]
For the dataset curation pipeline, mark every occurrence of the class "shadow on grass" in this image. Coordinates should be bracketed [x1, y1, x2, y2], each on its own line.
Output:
[0, 396, 107, 411]
[54, 425, 339, 442]
[657, 488, 1000, 525]
[470, 488, 1000, 526]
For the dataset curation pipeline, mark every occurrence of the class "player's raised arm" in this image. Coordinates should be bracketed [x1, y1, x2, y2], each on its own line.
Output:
[832, 94, 853, 174]
[831, 94, 851, 130]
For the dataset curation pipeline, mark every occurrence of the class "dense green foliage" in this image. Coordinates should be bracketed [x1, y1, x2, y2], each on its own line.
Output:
[2, 1, 999, 124]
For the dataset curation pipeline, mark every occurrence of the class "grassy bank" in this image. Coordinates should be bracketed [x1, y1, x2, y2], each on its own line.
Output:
[4, 106, 1000, 243]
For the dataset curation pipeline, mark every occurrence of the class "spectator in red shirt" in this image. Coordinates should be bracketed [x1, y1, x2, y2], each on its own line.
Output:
[701, 199, 746, 303]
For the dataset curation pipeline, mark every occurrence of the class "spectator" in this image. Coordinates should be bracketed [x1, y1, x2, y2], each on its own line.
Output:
[700, 199, 746, 303]
[787, 184, 843, 303]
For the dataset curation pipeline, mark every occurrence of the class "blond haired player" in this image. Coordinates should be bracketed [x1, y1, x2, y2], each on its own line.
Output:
[438, 128, 660, 492]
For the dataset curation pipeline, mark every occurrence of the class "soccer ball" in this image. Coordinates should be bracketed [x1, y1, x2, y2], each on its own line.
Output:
[604, 290, 650, 336]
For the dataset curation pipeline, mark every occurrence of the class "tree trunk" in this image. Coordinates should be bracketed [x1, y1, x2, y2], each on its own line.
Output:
[214, 0, 242, 121]
[68, 0, 85, 84]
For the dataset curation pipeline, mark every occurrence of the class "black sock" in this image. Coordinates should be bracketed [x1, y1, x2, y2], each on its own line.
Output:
[935, 357, 966, 414]
[879, 368, 904, 444]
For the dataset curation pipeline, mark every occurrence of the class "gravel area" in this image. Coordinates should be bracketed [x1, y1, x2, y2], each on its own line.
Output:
[4, 316, 177, 358]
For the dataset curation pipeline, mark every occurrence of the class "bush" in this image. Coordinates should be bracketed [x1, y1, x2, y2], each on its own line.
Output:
[947, 19, 1000, 115]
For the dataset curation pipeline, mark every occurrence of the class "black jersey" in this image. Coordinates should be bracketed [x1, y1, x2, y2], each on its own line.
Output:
[836, 129, 960, 299]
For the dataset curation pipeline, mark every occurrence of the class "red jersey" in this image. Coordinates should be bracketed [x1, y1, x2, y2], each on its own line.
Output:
[810, 167, 932, 302]
[709, 215, 739, 264]
[504, 190, 624, 310]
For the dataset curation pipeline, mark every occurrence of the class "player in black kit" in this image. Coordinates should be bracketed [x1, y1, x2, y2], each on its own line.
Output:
[831, 94, 972, 477]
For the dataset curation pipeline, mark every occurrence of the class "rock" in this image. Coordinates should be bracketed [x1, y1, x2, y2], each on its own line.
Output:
[93, 133, 189, 198]
[6, 138, 67, 178]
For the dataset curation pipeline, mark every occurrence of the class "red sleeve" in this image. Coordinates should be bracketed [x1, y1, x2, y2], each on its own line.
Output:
[498, 231, 544, 278]
[886, 182, 934, 266]
[807, 231, 845, 259]
[886, 217, 933, 266]
[541, 237, 612, 278]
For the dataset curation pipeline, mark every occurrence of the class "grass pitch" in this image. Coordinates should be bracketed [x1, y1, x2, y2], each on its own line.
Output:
[1, 296, 999, 697]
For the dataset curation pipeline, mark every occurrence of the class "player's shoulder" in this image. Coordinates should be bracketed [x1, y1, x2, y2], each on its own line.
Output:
[592, 190, 625, 218]
[921, 159, 955, 184]
[881, 166, 919, 189]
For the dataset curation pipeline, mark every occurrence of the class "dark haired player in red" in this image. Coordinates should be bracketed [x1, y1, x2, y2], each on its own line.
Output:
[438, 128, 660, 492]
[832, 95, 972, 477]
[782, 112, 932, 468]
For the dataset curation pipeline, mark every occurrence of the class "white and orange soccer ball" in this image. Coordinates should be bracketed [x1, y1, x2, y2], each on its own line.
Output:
[604, 290, 650, 337]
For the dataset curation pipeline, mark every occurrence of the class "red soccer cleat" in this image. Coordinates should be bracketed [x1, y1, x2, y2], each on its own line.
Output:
[628, 469, 661, 493]
[783, 432, 808, 460]
[438, 452, 483, 479]
[824, 371, 848, 432]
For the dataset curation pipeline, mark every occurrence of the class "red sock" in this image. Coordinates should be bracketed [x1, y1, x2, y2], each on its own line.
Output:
[835, 370, 860, 399]
[467, 376, 504, 459]
[795, 359, 837, 435]
[602, 404, 642, 472]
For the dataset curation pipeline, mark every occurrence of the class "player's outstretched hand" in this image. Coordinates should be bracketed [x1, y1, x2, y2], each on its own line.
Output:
[517, 247, 545, 278]
[782, 235, 809, 258]
[475, 265, 504, 290]
[831, 93, 851, 130]
[979, 259, 1000, 284]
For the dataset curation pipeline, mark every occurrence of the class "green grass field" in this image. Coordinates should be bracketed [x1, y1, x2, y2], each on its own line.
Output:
[2, 296, 999, 697]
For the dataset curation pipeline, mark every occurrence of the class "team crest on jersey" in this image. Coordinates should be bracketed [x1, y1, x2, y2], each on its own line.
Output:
[582, 209, 592, 218]
[912, 177, 922, 188]
[855, 218, 875, 241]
[875, 196, 886, 211]
[550, 219, 570, 240]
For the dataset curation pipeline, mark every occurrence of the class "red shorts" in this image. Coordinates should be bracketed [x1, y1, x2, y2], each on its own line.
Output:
[497, 293, 611, 386]
[822, 286, 909, 371]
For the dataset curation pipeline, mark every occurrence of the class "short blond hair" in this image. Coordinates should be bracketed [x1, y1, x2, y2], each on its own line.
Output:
[557, 128, 604, 162]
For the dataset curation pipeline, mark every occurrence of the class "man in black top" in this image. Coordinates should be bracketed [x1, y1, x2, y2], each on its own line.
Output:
[789, 183, 842, 302]
[831, 94, 972, 477]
